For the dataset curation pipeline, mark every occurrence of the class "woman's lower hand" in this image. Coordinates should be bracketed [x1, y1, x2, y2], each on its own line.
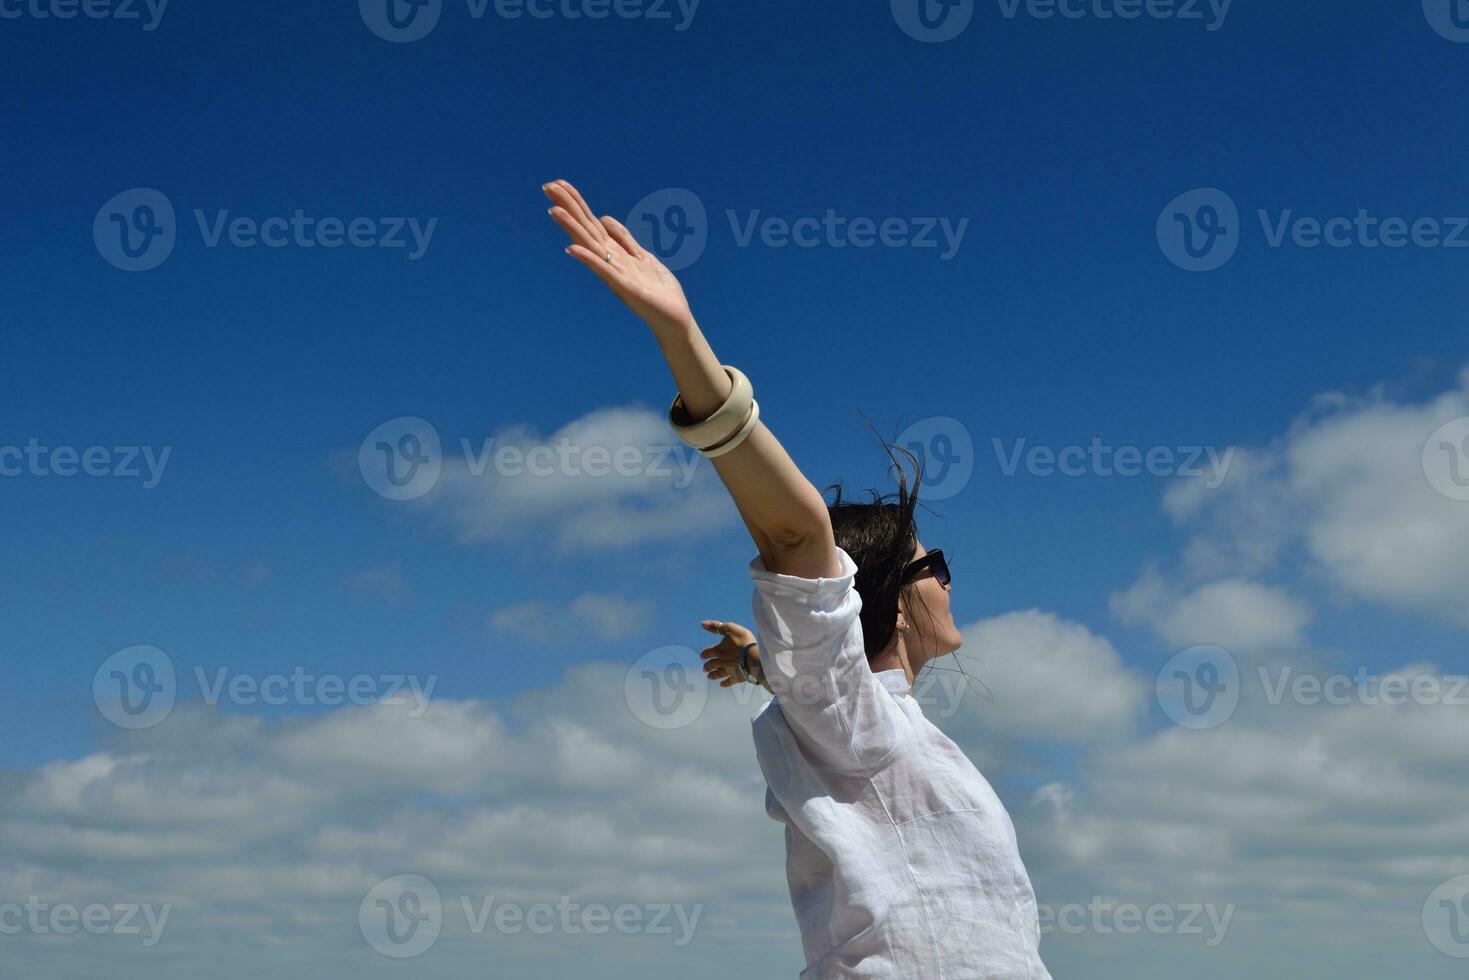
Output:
[543, 179, 696, 338]
[699, 619, 762, 688]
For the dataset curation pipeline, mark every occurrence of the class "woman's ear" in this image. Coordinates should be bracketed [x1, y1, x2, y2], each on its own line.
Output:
[894, 596, 909, 635]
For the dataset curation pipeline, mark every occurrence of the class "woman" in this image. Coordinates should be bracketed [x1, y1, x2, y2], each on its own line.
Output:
[545, 179, 1050, 979]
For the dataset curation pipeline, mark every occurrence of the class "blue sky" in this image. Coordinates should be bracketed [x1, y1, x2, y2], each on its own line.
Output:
[4, 1, 1469, 977]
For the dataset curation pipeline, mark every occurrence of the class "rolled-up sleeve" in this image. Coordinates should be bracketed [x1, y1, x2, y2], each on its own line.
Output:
[749, 547, 903, 771]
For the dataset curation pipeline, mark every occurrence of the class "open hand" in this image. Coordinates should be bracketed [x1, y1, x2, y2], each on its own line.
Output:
[699, 619, 762, 688]
[543, 179, 695, 337]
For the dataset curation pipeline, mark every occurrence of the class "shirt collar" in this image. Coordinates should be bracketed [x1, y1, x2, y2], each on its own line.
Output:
[873, 669, 912, 698]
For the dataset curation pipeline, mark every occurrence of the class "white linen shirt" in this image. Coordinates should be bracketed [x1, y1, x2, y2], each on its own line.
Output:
[749, 547, 1051, 980]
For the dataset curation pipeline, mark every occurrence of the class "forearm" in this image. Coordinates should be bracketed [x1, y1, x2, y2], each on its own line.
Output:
[656, 318, 838, 578]
[541, 179, 837, 577]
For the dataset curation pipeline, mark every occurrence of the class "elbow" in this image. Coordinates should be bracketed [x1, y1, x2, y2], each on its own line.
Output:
[761, 487, 835, 557]
[769, 526, 814, 553]
[767, 518, 831, 554]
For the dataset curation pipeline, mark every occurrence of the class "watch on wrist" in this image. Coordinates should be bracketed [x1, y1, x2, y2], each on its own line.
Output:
[739, 643, 762, 685]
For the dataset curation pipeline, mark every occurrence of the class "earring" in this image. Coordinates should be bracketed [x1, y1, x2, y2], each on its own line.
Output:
[897, 620, 911, 635]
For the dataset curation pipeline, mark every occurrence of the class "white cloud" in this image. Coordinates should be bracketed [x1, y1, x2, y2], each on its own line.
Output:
[1156, 368, 1469, 627]
[5, 645, 1467, 977]
[16, 369, 1469, 979]
[1111, 571, 1314, 654]
[426, 406, 735, 552]
[1023, 661, 1469, 976]
[0, 666, 796, 979]
[952, 609, 1148, 741]
[490, 593, 654, 644]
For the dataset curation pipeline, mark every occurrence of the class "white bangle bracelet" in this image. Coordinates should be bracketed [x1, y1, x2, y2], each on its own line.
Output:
[668, 366, 755, 453]
[701, 399, 760, 459]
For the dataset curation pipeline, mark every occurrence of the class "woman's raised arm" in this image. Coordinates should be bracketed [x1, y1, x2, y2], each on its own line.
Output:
[544, 179, 839, 579]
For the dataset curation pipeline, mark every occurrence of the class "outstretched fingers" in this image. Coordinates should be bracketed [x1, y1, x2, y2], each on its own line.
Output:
[549, 206, 606, 254]
[600, 215, 643, 260]
[564, 243, 623, 287]
[544, 182, 606, 247]
[558, 179, 603, 231]
[546, 181, 605, 243]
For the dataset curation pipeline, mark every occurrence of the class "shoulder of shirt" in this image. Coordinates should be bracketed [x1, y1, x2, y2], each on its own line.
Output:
[747, 547, 858, 587]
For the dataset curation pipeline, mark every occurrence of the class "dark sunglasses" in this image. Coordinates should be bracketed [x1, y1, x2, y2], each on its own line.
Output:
[902, 549, 950, 587]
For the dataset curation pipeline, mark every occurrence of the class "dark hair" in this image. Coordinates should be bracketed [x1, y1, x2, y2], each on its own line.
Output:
[825, 440, 931, 659]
